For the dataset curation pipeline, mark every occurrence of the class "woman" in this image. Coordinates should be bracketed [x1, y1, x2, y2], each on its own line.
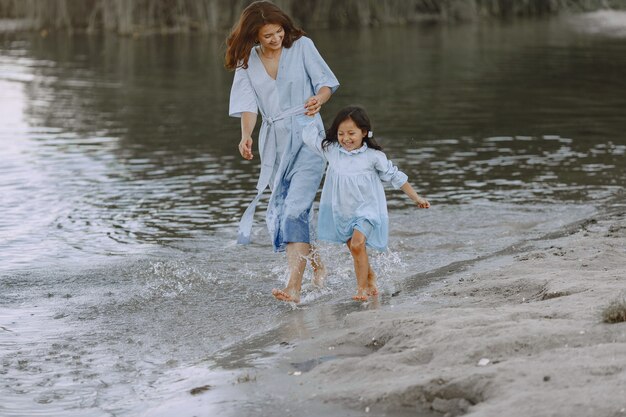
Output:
[225, 1, 339, 303]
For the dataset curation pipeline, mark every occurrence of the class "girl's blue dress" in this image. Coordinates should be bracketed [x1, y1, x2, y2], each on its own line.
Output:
[229, 37, 339, 251]
[302, 122, 408, 251]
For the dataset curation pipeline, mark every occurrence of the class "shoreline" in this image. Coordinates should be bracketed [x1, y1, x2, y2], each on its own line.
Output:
[203, 204, 626, 417]
[2, 8, 626, 36]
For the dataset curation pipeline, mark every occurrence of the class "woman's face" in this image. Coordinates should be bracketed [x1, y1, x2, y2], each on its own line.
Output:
[337, 118, 367, 152]
[257, 24, 284, 51]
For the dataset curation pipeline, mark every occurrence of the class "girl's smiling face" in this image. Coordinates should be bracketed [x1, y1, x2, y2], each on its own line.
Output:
[337, 118, 367, 152]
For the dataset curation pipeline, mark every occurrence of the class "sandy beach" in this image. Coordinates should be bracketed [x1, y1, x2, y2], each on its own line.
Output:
[204, 206, 626, 417]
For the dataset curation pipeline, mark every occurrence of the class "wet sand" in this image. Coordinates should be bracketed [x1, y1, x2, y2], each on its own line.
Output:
[199, 207, 626, 417]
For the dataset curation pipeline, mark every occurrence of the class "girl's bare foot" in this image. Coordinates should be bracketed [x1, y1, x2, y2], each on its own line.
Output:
[352, 287, 368, 302]
[272, 288, 300, 303]
[366, 269, 378, 296]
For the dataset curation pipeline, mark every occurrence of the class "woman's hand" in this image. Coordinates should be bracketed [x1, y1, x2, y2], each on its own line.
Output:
[238, 136, 253, 160]
[304, 95, 323, 116]
[305, 87, 332, 116]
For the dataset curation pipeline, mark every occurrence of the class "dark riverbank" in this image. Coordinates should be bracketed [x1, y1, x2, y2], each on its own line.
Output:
[1, 0, 626, 35]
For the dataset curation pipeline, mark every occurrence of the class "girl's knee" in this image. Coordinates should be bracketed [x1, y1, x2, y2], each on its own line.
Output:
[348, 235, 366, 256]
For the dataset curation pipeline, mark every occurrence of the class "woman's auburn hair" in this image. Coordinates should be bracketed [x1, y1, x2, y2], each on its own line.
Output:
[225, 1, 305, 70]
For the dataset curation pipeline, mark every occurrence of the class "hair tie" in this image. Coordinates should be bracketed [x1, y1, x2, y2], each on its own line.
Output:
[367, 131, 373, 138]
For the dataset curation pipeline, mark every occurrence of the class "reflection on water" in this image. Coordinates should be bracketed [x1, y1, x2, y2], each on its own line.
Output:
[1, 18, 625, 261]
[0, 13, 625, 417]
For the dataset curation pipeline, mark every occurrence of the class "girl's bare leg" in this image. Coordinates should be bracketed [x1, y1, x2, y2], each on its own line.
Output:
[272, 242, 309, 303]
[347, 230, 370, 301]
[309, 246, 327, 288]
[347, 238, 377, 297]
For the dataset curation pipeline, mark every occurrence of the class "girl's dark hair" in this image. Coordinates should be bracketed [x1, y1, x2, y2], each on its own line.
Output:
[322, 106, 383, 151]
[225, 1, 305, 70]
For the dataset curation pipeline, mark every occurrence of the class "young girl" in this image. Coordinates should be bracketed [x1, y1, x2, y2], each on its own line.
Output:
[302, 105, 430, 301]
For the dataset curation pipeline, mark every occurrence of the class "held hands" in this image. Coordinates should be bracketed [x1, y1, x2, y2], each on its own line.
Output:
[238, 136, 253, 160]
[304, 95, 323, 116]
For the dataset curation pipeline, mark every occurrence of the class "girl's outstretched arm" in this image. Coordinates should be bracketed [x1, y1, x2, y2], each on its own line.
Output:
[373, 151, 429, 207]
[301, 120, 327, 158]
[400, 182, 430, 208]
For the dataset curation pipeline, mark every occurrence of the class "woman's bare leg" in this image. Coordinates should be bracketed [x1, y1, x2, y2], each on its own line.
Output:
[309, 245, 327, 288]
[347, 230, 370, 301]
[272, 242, 310, 303]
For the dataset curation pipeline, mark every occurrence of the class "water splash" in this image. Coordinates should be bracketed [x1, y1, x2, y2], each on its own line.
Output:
[142, 260, 213, 299]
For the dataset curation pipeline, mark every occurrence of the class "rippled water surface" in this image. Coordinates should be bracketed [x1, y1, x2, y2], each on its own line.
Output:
[1, 12, 625, 416]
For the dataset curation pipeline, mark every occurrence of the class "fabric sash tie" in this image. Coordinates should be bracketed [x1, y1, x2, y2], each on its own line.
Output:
[237, 104, 308, 244]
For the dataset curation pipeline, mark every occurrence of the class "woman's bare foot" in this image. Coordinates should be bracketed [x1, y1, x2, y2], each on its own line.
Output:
[309, 247, 327, 288]
[366, 269, 378, 296]
[352, 287, 368, 302]
[312, 263, 327, 288]
[272, 288, 300, 303]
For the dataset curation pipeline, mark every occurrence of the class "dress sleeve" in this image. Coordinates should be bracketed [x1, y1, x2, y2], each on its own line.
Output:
[301, 119, 327, 159]
[372, 150, 408, 189]
[229, 66, 258, 118]
[302, 37, 340, 94]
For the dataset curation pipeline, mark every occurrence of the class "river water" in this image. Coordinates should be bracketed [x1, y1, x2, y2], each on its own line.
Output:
[1, 11, 625, 416]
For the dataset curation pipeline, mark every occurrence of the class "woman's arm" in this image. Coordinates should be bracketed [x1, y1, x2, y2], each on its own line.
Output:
[305, 86, 332, 116]
[400, 182, 430, 208]
[301, 37, 339, 116]
[239, 111, 257, 160]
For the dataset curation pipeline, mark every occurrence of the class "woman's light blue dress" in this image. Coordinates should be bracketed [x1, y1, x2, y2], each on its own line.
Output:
[302, 123, 408, 251]
[229, 37, 339, 251]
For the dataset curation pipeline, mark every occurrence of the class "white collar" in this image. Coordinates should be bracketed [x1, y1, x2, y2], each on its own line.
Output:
[338, 142, 368, 155]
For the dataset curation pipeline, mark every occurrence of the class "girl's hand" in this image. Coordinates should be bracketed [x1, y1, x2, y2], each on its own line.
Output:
[238, 136, 253, 160]
[416, 196, 430, 209]
[304, 95, 323, 116]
